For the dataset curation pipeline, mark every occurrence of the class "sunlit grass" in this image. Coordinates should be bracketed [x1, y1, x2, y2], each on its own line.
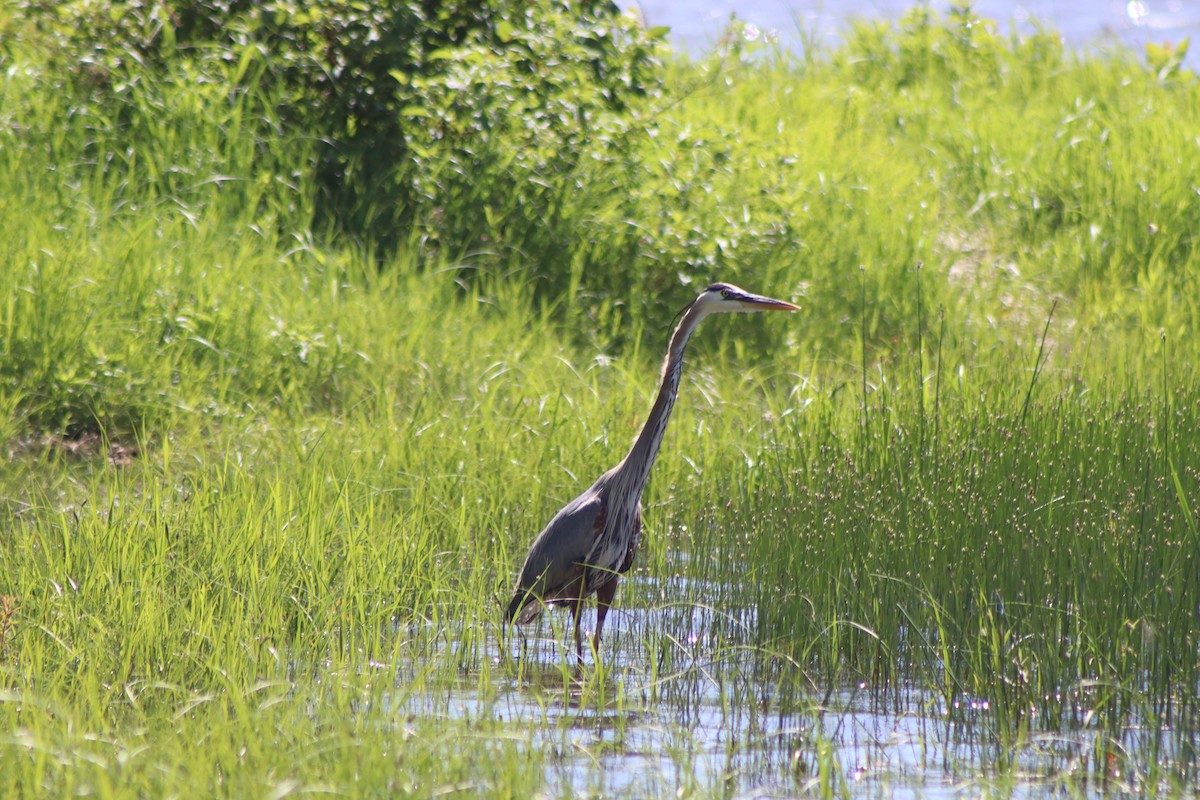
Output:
[1, 5, 1199, 797]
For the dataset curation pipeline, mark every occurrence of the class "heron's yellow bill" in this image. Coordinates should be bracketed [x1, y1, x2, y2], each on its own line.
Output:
[742, 295, 800, 312]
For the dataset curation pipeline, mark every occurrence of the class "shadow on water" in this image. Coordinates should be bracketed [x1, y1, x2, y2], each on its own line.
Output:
[385, 566, 1193, 797]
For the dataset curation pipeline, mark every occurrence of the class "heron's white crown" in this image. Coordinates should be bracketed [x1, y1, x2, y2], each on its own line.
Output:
[695, 282, 799, 315]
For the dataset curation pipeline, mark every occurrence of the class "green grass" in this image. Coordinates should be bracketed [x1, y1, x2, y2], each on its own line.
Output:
[2, 5, 1200, 797]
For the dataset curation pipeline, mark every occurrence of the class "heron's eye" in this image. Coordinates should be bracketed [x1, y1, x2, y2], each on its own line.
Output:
[721, 289, 732, 299]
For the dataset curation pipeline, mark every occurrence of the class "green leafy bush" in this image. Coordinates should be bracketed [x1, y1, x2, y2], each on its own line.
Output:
[9, 0, 665, 259]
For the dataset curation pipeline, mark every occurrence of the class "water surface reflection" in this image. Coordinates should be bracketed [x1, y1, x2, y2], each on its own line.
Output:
[387, 569, 1188, 797]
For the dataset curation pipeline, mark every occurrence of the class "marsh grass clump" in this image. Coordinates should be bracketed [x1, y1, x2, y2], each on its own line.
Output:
[671, 351, 1200, 785]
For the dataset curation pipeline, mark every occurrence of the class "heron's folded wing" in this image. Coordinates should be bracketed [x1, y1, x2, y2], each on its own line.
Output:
[514, 488, 607, 599]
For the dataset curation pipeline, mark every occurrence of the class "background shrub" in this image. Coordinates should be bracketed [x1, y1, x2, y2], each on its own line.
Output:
[8, 0, 665, 259]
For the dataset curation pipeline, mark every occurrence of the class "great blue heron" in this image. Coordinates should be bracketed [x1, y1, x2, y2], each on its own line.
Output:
[505, 282, 799, 662]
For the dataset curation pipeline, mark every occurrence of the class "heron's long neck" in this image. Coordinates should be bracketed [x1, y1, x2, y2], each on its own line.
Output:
[615, 304, 707, 498]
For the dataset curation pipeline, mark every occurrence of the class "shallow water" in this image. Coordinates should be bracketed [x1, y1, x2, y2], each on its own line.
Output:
[385, 568, 1190, 797]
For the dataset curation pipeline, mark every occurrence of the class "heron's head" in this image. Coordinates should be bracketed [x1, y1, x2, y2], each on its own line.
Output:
[694, 282, 800, 316]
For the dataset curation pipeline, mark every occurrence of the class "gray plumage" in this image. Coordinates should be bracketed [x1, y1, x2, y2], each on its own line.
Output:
[505, 282, 799, 661]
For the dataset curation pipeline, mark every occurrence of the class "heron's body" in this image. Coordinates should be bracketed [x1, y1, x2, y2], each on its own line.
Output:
[505, 282, 798, 661]
[505, 469, 638, 624]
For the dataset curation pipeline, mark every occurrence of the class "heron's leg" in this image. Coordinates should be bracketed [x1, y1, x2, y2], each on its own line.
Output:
[568, 597, 584, 664]
[593, 578, 618, 655]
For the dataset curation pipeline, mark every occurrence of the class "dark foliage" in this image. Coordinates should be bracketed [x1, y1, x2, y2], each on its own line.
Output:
[12, 0, 665, 257]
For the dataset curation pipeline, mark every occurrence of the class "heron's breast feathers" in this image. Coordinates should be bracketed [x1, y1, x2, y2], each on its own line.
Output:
[585, 498, 642, 582]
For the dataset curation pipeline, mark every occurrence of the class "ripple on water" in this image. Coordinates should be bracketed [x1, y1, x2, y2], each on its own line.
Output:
[383, 570, 1192, 797]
